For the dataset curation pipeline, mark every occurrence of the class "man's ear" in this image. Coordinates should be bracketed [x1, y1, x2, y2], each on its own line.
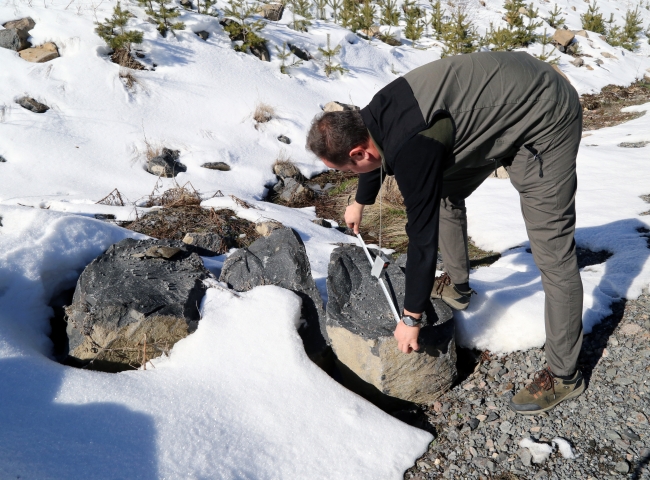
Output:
[349, 146, 367, 162]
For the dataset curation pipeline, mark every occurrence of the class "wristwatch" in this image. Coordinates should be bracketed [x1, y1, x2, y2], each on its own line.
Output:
[401, 314, 422, 327]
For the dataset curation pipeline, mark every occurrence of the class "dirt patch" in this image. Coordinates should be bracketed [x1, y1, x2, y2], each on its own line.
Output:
[123, 206, 259, 254]
[581, 80, 650, 131]
[110, 47, 146, 70]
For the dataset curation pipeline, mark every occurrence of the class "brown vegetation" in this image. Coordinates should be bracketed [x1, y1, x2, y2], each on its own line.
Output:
[253, 102, 274, 125]
[110, 47, 146, 70]
[581, 80, 650, 130]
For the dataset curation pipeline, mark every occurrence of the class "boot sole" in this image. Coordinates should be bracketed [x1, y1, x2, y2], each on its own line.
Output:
[440, 297, 470, 311]
[511, 381, 586, 415]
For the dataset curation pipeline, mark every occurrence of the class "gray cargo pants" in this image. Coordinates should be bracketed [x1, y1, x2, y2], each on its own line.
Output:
[438, 110, 583, 377]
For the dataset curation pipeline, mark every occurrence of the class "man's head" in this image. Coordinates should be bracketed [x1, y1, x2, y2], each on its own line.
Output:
[306, 110, 382, 173]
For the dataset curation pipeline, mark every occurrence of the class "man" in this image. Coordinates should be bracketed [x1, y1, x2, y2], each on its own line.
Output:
[306, 51, 585, 414]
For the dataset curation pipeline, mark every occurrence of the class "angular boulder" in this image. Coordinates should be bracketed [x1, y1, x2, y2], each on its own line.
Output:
[553, 29, 574, 47]
[258, 3, 284, 21]
[219, 228, 329, 366]
[182, 232, 224, 256]
[3, 17, 35, 31]
[65, 238, 212, 371]
[18, 42, 59, 63]
[147, 148, 187, 177]
[0, 28, 30, 51]
[327, 245, 457, 407]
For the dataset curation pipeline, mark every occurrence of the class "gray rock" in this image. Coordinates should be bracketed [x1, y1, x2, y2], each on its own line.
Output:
[570, 57, 584, 67]
[65, 238, 211, 371]
[287, 43, 312, 61]
[278, 177, 314, 203]
[620, 427, 640, 441]
[486, 411, 499, 422]
[195, 30, 209, 40]
[601, 52, 618, 60]
[250, 42, 270, 62]
[606, 431, 621, 441]
[618, 141, 649, 148]
[180, 0, 192, 7]
[0, 155, 6, 163]
[0, 28, 30, 51]
[147, 148, 186, 177]
[326, 245, 456, 406]
[94, 214, 116, 221]
[468, 417, 479, 431]
[277, 135, 291, 144]
[273, 161, 301, 179]
[258, 3, 284, 21]
[3, 17, 35, 32]
[472, 457, 495, 472]
[182, 232, 223, 256]
[615, 461, 630, 473]
[16, 96, 49, 113]
[219, 228, 328, 365]
[254, 221, 283, 237]
[201, 161, 230, 171]
[312, 218, 331, 228]
[517, 448, 532, 467]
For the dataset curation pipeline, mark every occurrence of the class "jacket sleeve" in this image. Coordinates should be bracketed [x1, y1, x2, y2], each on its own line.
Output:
[355, 168, 386, 205]
[392, 133, 446, 314]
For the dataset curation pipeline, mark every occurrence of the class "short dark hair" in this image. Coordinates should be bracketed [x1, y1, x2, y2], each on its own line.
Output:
[305, 110, 369, 167]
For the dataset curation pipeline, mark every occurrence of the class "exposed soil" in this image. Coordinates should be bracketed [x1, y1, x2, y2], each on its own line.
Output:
[580, 80, 650, 131]
[110, 47, 146, 70]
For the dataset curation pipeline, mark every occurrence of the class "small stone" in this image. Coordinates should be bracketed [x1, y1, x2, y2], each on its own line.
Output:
[615, 377, 633, 386]
[615, 461, 630, 474]
[487, 412, 499, 423]
[618, 141, 650, 148]
[585, 65, 594, 70]
[630, 411, 648, 423]
[195, 30, 209, 40]
[499, 421, 512, 433]
[469, 418, 480, 431]
[201, 161, 231, 171]
[574, 29, 589, 38]
[0, 155, 6, 163]
[18, 42, 59, 63]
[255, 221, 283, 237]
[601, 52, 618, 60]
[16, 96, 49, 114]
[517, 448, 532, 467]
[621, 428, 640, 442]
[476, 414, 487, 422]
[94, 214, 116, 221]
[553, 29, 575, 47]
[594, 59, 603, 65]
[570, 57, 584, 67]
[287, 43, 312, 61]
[147, 148, 186, 178]
[530, 426, 541, 433]
[0, 27, 31, 51]
[3, 17, 36, 31]
[606, 431, 621, 441]
[312, 218, 331, 228]
[180, 0, 192, 7]
[277, 135, 291, 144]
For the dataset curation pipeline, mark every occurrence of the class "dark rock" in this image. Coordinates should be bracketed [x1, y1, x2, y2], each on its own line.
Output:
[0, 28, 31, 51]
[219, 19, 244, 42]
[250, 42, 270, 62]
[201, 161, 230, 171]
[94, 214, 116, 221]
[473, 457, 495, 472]
[147, 148, 186, 177]
[468, 417, 480, 431]
[180, 0, 193, 7]
[279, 177, 314, 203]
[65, 238, 211, 372]
[287, 43, 312, 61]
[135, 51, 145, 58]
[182, 232, 223, 256]
[312, 218, 331, 228]
[0, 155, 6, 163]
[195, 30, 209, 40]
[326, 245, 456, 406]
[277, 135, 291, 144]
[16, 96, 49, 113]
[219, 228, 328, 365]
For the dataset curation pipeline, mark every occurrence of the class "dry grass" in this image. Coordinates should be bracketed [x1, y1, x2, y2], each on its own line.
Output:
[581, 80, 650, 130]
[119, 68, 138, 90]
[143, 182, 202, 208]
[253, 102, 274, 125]
[110, 47, 146, 70]
[124, 205, 260, 253]
[96, 188, 126, 206]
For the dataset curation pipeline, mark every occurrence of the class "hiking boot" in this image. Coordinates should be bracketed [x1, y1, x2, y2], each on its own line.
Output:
[430, 272, 475, 310]
[509, 368, 585, 415]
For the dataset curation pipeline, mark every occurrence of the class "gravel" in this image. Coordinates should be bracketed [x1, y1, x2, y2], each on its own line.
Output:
[404, 290, 650, 479]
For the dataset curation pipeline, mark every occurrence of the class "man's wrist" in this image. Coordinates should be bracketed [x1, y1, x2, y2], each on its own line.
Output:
[401, 312, 422, 327]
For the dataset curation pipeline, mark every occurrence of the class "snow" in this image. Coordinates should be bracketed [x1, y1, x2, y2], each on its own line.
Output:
[1, 0, 650, 474]
[519, 437, 554, 464]
[552, 437, 577, 459]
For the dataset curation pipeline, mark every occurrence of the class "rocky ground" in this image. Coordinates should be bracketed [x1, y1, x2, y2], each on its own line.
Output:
[404, 291, 650, 479]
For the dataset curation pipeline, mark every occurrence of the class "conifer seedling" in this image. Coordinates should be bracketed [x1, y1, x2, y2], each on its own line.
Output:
[275, 42, 304, 74]
[151, 0, 186, 37]
[289, 0, 313, 31]
[223, 0, 267, 52]
[403, 0, 424, 43]
[546, 3, 565, 28]
[379, 0, 400, 27]
[318, 33, 347, 77]
[328, 0, 343, 23]
[95, 2, 144, 52]
[441, 6, 478, 56]
[581, 1, 606, 34]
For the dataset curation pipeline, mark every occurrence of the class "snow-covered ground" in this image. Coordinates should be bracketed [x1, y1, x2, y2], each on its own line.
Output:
[1, 0, 650, 476]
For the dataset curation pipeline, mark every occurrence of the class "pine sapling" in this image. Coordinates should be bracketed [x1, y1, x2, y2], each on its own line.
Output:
[403, 0, 424, 43]
[428, 0, 444, 38]
[379, 0, 400, 26]
[313, 0, 328, 20]
[484, 22, 514, 51]
[339, 0, 359, 30]
[151, 0, 185, 36]
[328, 0, 342, 23]
[619, 7, 644, 50]
[546, 3, 564, 28]
[95, 2, 144, 53]
[355, 0, 376, 35]
[318, 33, 347, 77]
[196, 0, 215, 15]
[223, 0, 266, 52]
[290, 0, 313, 31]
[440, 6, 478, 56]
[534, 28, 559, 63]
[275, 41, 304, 74]
[581, 1, 606, 34]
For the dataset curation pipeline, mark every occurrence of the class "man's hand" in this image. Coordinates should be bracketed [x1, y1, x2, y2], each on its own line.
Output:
[394, 321, 421, 354]
[344, 201, 365, 234]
